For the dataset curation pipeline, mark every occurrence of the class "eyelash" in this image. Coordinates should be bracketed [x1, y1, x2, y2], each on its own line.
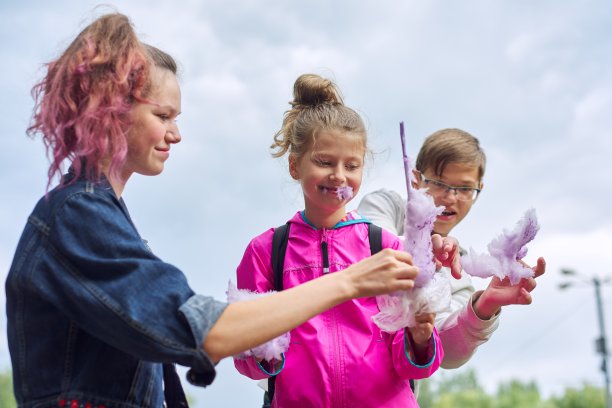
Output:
[315, 159, 360, 171]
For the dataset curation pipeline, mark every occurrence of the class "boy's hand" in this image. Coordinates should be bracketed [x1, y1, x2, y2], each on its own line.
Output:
[474, 257, 546, 320]
[431, 234, 462, 279]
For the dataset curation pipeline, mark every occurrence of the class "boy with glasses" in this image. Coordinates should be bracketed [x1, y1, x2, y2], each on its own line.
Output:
[358, 128, 546, 378]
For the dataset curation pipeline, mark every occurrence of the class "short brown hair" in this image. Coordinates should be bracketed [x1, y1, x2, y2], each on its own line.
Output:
[415, 128, 486, 182]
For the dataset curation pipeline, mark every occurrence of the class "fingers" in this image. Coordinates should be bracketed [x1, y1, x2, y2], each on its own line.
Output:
[381, 249, 419, 291]
[517, 287, 533, 305]
[449, 254, 462, 280]
[431, 234, 444, 252]
[414, 313, 435, 324]
[533, 257, 546, 278]
[521, 276, 537, 292]
[386, 248, 413, 265]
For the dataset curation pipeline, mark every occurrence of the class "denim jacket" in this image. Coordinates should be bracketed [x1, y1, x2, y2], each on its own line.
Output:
[5, 173, 228, 408]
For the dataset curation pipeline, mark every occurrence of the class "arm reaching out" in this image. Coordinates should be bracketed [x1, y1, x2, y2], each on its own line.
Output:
[204, 249, 418, 362]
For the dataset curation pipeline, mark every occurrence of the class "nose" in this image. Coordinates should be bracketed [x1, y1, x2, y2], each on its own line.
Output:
[439, 187, 458, 204]
[166, 122, 182, 144]
[329, 165, 346, 184]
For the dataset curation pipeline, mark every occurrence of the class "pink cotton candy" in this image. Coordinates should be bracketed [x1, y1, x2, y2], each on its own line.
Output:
[372, 122, 451, 332]
[226, 281, 291, 361]
[461, 208, 539, 285]
[336, 186, 354, 200]
[404, 187, 444, 287]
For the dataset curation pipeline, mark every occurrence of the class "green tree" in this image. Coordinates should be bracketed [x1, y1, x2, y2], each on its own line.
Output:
[548, 382, 606, 408]
[0, 369, 16, 408]
[496, 379, 546, 408]
[418, 369, 494, 408]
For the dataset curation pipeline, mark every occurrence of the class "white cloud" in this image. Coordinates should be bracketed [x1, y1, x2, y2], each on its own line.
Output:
[1, 0, 612, 406]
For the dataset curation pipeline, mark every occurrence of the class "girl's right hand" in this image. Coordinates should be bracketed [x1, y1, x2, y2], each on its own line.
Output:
[409, 313, 436, 345]
[341, 248, 418, 299]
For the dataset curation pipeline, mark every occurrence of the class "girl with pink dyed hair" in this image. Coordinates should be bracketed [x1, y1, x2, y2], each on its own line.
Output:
[5, 13, 421, 408]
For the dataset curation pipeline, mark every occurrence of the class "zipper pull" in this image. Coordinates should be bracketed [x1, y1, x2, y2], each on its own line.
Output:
[321, 229, 330, 273]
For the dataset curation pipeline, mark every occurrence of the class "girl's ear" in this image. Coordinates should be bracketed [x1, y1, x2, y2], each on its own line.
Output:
[411, 169, 421, 189]
[289, 154, 300, 180]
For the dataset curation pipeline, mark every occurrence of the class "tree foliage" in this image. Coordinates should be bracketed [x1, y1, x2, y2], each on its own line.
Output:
[418, 369, 607, 408]
[0, 369, 16, 408]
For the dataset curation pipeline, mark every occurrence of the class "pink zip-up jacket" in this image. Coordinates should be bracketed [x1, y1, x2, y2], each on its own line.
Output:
[234, 211, 443, 408]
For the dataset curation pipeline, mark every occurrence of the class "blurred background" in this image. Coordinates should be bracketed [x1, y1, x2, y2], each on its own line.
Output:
[1, 1, 611, 406]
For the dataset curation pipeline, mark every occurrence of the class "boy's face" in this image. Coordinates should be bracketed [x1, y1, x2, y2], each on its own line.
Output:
[417, 162, 482, 236]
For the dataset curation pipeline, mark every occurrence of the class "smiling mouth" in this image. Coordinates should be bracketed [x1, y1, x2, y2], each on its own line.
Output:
[439, 210, 456, 218]
[319, 186, 354, 200]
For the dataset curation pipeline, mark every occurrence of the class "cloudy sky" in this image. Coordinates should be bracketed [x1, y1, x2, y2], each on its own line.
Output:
[1, 0, 611, 406]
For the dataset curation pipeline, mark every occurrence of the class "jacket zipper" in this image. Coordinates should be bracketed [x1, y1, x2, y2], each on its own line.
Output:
[321, 228, 330, 273]
[321, 228, 344, 405]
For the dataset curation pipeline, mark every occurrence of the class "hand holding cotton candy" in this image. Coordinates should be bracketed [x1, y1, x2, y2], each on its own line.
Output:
[226, 281, 290, 361]
[372, 122, 451, 332]
[461, 208, 540, 285]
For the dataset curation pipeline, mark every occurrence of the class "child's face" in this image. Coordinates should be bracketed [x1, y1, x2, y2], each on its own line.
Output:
[290, 129, 365, 221]
[418, 162, 482, 236]
[124, 67, 181, 179]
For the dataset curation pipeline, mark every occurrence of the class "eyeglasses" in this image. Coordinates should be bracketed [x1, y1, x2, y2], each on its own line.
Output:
[419, 173, 481, 201]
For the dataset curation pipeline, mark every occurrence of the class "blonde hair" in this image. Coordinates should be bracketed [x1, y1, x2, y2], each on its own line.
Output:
[416, 128, 486, 182]
[270, 74, 367, 159]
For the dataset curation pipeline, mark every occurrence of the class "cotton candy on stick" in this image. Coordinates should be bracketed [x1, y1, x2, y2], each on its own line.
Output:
[372, 122, 450, 332]
[461, 208, 539, 285]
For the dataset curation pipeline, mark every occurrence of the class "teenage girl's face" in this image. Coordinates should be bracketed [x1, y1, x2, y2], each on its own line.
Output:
[290, 129, 365, 223]
[417, 162, 481, 236]
[124, 67, 181, 179]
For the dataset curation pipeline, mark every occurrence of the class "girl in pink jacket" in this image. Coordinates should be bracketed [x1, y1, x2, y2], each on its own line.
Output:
[234, 73, 444, 408]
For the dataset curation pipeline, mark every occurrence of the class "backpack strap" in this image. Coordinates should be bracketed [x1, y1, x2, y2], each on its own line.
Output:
[271, 223, 290, 291]
[266, 223, 291, 404]
[367, 223, 383, 255]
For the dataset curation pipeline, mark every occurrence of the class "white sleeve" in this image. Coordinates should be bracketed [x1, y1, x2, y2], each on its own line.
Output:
[357, 188, 406, 235]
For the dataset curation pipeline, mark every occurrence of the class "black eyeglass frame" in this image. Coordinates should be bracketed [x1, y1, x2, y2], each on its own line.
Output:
[418, 172, 482, 201]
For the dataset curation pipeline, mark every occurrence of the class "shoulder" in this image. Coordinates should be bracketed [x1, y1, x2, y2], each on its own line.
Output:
[31, 180, 120, 229]
[358, 188, 405, 213]
[361, 188, 404, 204]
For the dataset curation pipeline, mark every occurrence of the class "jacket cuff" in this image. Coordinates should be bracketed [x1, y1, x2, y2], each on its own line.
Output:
[179, 294, 228, 386]
[403, 328, 438, 368]
[256, 353, 286, 376]
[467, 291, 501, 329]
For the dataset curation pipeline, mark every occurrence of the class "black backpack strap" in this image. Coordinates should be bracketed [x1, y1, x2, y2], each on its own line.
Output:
[368, 223, 383, 255]
[271, 223, 290, 291]
[163, 363, 189, 408]
[265, 223, 291, 405]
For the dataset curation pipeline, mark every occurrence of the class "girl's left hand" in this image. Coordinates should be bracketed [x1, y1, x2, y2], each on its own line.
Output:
[431, 234, 461, 279]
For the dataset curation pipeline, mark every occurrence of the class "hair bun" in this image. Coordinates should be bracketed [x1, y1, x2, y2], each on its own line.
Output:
[291, 74, 343, 107]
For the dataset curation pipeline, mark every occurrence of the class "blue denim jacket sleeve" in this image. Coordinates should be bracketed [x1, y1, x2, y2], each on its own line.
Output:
[32, 188, 227, 385]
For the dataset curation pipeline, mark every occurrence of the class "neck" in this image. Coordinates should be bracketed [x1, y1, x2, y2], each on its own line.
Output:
[103, 169, 130, 198]
[304, 207, 347, 229]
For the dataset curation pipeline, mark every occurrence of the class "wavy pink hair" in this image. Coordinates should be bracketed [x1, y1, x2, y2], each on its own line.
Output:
[27, 13, 154, 190]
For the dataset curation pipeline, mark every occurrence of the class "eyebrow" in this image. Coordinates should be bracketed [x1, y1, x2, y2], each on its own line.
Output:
[152, 103, 181, 115]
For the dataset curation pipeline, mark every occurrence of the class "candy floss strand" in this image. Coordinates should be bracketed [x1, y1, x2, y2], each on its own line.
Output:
[372, 122, 450, 332]
[461, 208, 539, 285]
